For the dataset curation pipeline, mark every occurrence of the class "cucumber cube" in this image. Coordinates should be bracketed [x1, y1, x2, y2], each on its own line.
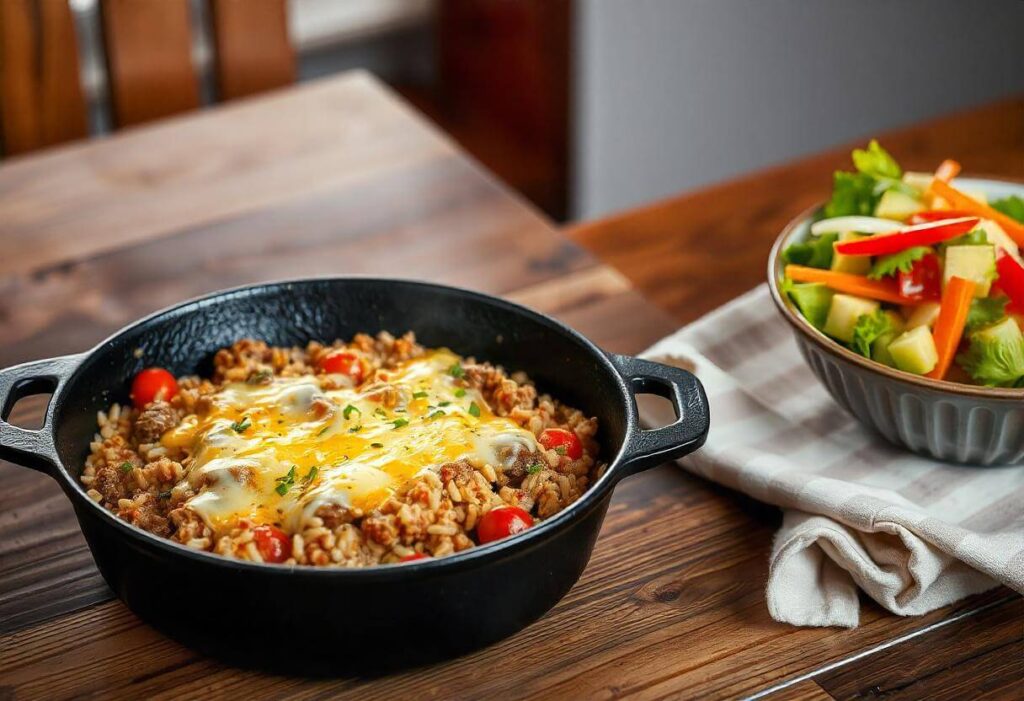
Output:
[888, 326, 938, 375]
[830, 232, 871, 275]
[903, 302, 941, 330]
[944, 245, 995, 297]
[823, 294, 880, 343]
[875, 190, 925, 221]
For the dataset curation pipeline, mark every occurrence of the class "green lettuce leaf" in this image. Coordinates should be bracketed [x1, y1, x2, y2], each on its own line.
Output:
[781, 280, 833, 329]
[965, 296, 1009, 331]
[850, 309, 894, 358]
[943, 228, 989, 248]
[991, 195, 1024, 224]
[867, 246, 931, 280]
[852, 140, 902, 180]
[782, 232, 838, 269]
[957, 319, 1024, 386]
[823, 140, 915, 218]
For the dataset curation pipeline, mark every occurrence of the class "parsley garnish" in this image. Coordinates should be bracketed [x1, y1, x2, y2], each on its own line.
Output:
[468, 402, 481, 417]
[555, 446, 567, 456]
[316, 425, 330, 437]
[231, 417, 251, 433]
[302, 466, 319, 485]
[454, 388, 466, 398]
[119, 461, 133, 474]
[448, 363, 465, 378]
[412, 391, 428, 399]
[527, 463, 544, 474]
[349, 425, 362, 433]
[374, 407, 387, 418]
[343, 404, 361, 420]
[246, 369, 273, 385]
[392, 418, 409, 429]
[438, 400, 451, 407]
[428, 410, 445, 419]
[370, 442, 384, 448]
[274, 466, 297, 496]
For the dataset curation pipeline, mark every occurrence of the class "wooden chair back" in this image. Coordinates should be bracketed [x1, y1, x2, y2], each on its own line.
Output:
[0, 0, 294, 155]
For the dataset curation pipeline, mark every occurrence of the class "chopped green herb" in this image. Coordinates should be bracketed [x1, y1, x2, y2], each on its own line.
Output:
[454, 388, 466, 398]
[555, 446, 567, 456]
[392, 418, 409, 429]
[468, 402, 481, 418]
[374, 407, 387, 418]
[349, 425, 362, 433]
[412, 391, 428, 399]
[438, 400, 451, 407]
[120, 461, 134, 474]
[158, 490, 172, 500]
[274, 466, 297, 496]
[231, 417, 251, 433]
[316, 425, 331, 437]
[246, 369, 273, 385]
[370, 442, 384, 448]
[343, 404, 361, 420]
[303, 466, 319, 485]
[428, 410, 445, 419]
[448, 363, 465, 378]
[526, 463, 544, 474]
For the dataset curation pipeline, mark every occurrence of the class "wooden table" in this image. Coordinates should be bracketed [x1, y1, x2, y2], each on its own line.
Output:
[0, 73, 1019, 700]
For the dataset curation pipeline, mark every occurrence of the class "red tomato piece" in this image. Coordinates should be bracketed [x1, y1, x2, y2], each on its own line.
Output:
[897, 253, 942, 302]
[130, 367, 179, 409]
[477, 506, 534, 544]
[252, 525, 292, 564]
[399, 553, 429, 562]
[834, 217, 979, 256]
[539, 427, 583, 460]
[320, 351, 365, 383]
[996, 254, 1024, 311]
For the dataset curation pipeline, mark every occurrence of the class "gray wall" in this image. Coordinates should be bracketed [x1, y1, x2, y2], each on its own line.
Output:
[574, 0, 1024, 220]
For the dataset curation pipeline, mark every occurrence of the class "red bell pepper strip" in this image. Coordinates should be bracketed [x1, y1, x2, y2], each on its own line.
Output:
[907, 210, 974, 225]
[897, 253, 941, 302]
[996, 254, 1024, 312]
[930, 179, 1024, 246]
[834, 217, 979, 257]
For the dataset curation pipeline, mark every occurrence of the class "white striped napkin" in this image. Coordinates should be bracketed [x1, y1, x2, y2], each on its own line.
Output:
[640, 284, 1024, 627]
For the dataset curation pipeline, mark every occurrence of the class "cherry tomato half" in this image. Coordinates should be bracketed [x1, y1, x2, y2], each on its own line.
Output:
[477, 506, 534, 544]
[399, 552, 429, 563]
[130, 367, 179, 409]
[252, 525, 292, 563]
[320, 350, 365, 383]
[539, 428, 583, 460]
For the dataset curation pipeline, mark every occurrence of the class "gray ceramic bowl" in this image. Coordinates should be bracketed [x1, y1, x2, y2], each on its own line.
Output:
[768, 177, 1024, 466]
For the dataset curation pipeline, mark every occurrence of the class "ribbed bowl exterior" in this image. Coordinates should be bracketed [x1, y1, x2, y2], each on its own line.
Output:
[794, 334, 1024, 465]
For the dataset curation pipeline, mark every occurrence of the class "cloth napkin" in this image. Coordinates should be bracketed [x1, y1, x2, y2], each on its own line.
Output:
[640, 284, 1024, 627]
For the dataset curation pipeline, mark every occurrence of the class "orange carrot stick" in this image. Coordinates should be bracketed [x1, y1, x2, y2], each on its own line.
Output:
[926, 276, 976, 380]
[784, 265, 909, 304]
[930, 179, 1024, 246]
[933, 159, 961, 182]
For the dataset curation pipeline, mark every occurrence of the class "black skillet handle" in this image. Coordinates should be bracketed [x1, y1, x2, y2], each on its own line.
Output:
[0, 355, 82, 474]
[608, 353, 709, 480]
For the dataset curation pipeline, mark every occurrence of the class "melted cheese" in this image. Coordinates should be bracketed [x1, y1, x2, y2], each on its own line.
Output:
[162, 350, 537, 534]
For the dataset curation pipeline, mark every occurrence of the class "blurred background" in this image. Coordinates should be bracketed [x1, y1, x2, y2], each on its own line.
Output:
[2, 0, 1022, 222]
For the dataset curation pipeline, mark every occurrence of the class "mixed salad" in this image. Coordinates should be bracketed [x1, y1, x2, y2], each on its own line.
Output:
[780, 140, 1024, 387]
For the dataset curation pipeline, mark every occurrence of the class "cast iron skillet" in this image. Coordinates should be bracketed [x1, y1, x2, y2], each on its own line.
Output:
[0, 278, 708, 675]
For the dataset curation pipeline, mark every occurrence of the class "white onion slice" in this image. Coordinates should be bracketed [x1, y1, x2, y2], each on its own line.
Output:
[810, 216, 900, 236]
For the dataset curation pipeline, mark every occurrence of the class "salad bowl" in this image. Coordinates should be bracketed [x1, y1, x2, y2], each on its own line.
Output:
[769, 177, 1024, 465]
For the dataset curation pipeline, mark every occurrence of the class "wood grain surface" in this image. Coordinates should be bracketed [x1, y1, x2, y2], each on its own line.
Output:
[0, 73, 1020, 700]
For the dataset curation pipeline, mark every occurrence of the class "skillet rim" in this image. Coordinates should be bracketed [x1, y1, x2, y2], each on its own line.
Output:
[49, 276, 641, 578]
